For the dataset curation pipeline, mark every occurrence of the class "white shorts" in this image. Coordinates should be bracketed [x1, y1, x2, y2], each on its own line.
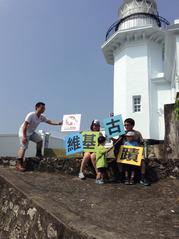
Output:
[19, 132, 42, 150]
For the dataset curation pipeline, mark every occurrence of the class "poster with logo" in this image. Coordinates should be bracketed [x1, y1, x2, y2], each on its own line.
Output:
[61, 114, 81, 132]
[117, 145, 143, 166]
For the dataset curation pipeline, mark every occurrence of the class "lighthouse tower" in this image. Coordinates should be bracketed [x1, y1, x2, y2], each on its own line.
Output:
[102, 0, 179, 140]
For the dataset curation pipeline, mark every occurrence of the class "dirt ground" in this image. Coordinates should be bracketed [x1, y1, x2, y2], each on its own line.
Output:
[0, 167, 179, 239]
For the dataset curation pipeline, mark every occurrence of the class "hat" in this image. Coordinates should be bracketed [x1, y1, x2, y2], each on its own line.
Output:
[125, 131, 135, 137]
[93, 119, 100, 126]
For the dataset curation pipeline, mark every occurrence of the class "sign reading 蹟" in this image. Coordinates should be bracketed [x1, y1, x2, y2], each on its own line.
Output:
[117, 145, 143, 166]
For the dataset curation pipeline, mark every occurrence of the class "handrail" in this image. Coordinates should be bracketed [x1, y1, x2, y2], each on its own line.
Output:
[106, 12, 170, 41]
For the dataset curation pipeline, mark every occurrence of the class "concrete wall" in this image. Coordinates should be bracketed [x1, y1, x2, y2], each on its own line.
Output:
[0, 135, 36, 157]
[0, 176, 86, 239]
[0, 134, 64, 157]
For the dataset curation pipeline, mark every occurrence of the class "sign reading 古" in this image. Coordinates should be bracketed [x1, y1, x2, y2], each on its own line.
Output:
[103, 114, 125, 138]
[65, 133, 83, 156]
[81, 131, 99, 152]
[117, 145, 143, 166]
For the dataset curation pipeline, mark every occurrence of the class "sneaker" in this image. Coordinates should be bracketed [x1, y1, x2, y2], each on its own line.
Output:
[95, 179, 104, 185]
[140, 178, 151, 186]
[129, 177, 135, 185]
[124, 177, 130, 185]
[78, 172, 86, 179]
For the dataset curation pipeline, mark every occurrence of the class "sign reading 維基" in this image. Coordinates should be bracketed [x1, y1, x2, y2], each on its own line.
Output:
[103, 114, 125, 138]
[65, 133, 83, 156]
[117, 145, 143, 166]
[81, 131, 99, 152]
[61, 114, 81, 132]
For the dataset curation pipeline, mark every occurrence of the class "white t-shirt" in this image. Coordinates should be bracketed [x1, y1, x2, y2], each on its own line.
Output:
[19, 112, 48, 137]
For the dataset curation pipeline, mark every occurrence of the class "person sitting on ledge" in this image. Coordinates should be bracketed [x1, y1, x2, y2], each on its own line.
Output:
[114, 118, 150, 186]
[78, 119, 101, 179]
[17, 102, 63, 172]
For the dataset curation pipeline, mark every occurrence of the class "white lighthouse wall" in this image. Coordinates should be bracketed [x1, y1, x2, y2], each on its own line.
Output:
[148, 40, 173, 139]
[114, 42, 151, 138]
[113, 48, 127, 118]
[148, 41, 164, 77]
[157, 83, 171, 139]
[149, 82, 171, 140]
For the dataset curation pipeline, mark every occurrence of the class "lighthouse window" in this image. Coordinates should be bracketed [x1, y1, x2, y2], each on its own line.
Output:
[133, 95, 141, 112]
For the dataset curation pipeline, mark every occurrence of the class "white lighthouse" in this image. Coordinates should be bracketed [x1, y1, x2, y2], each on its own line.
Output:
[102, 0, 179, 140]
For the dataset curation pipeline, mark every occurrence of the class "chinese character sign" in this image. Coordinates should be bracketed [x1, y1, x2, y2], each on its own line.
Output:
[103, 115, 125, 138]
[117, 145, 143, 166]
[61, 114, 81, 132]
[81, 132, 99, 152]
[65, 133, 83, 156]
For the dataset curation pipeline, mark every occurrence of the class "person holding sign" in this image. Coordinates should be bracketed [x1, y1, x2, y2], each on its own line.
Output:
[123, 131, 139, 185]
[114, 118, 150, 186]
[17, 102, 63, 171]
[78, 119, 101, 179]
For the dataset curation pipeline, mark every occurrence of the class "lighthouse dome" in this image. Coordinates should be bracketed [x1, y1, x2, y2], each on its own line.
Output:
[118, 0, 159, 30]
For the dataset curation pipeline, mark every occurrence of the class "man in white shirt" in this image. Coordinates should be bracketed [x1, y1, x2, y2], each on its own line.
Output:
[17, 102, 63, 171]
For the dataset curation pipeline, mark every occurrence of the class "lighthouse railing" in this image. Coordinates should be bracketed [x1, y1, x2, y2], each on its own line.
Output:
[105, 13, 170, 41]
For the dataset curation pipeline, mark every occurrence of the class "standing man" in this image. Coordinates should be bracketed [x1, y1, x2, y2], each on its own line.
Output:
[17, 102, 63, 171]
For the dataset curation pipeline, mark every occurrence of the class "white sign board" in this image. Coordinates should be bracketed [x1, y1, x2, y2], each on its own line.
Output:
[61, 114, 81, 132]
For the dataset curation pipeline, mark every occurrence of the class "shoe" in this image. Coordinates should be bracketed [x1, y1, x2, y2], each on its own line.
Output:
[140, 178, 151, 186]
[95, 179, 104, 185]
[35, 154, 43, 161]
[16, 159, 26, 172]
[130, 178, 135, 185]
[78, 172, 86, 179]
[124, 177, 130, 185]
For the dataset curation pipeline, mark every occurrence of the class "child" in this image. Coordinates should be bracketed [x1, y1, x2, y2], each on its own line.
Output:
[123, 131, 139, 185]
[95, 136, 108, 184]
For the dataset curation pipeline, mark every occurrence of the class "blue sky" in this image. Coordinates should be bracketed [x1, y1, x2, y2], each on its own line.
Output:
[0, 0, 178, 136]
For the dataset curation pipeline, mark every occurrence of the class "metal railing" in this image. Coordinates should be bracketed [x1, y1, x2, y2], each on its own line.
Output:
[105, 12, 170, 41]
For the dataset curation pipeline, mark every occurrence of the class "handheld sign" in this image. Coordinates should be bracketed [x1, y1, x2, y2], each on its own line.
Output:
[65, 133, 83, 156]
[61, 114, 81, 132]
[81, 131, 99, 152]
[103, 114, 125, 138]
[117, 145, 143, 166]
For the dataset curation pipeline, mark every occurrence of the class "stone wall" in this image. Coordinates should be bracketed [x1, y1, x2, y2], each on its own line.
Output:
[164, 103, 179, 162]
[0, 176, 89, 239]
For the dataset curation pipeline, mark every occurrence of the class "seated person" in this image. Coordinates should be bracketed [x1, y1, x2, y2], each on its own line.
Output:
[114, 118, 150, 186]
[123, 131, 139, 185]
[78, 119, 101, 179]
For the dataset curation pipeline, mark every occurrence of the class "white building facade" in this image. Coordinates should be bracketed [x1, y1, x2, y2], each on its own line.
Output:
[102, 0, 179, 140]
